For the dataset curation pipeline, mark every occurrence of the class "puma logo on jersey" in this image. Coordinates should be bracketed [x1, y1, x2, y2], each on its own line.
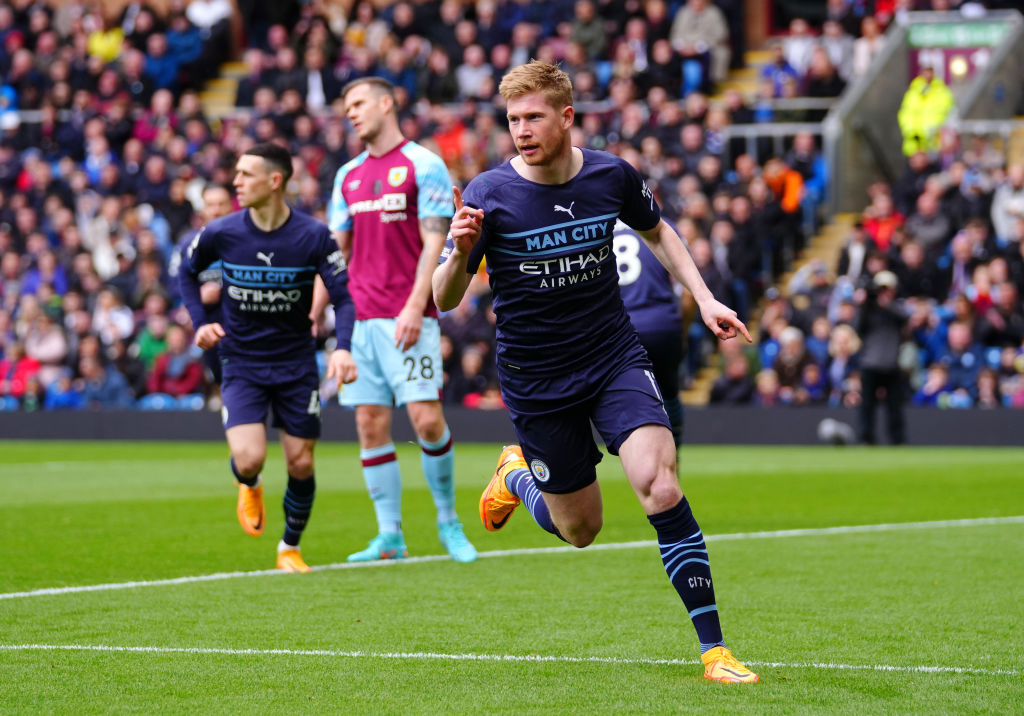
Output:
[256, 251, 274, 266]
[553, 201, 575, 219]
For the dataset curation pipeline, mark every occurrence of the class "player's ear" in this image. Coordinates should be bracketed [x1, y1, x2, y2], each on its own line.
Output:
[562, 105, 575, 129]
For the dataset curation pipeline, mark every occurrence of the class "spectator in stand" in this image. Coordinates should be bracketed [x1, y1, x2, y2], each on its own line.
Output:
[863, 190, 904, 253]
[990, 162, 1024, 246]
[783, 17, 816, 77]
[897, 62, 955, 157]
[820, 20, 854, 82]
[978, 282, 1024, 348]
[912, 361, 952, 406]
[894, 239, 944, 301]
[938, 319, 985, 402]
[753, 367, 781, 406]
[569, 0, 606, 61]
[302, 45, 342, 113]
[851, 15, 885, 79]
[836, 220, 876, 284]
[23, 309, 67, 389]
[669, 0, 730, 96]
[0, 339, 39, 404]
[145, 322, 204, 405]
[144, 33, 179, 92]
[76, 353, 134, 408]
[785, 131, 828, 236]
[234, 47, 267, 107]
[43, 367, 84, 410]
[709, 353, 755, 404]
[939, 231, 978, 301]
[827, 322, 861, 407]
[773, 326, 815, 403]
[802, 45, 845, 103]
[855, 270, 908, 444]
[761, 42, 800, 99]
[975, 367, 1002, 409]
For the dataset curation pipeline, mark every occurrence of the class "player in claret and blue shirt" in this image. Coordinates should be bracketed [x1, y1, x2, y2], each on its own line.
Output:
[433, 61, 759, 684]
[179, 142, 358, 573]
[322, 77, 476, 564]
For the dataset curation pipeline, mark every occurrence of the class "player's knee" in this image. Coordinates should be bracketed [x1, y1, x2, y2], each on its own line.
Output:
[233, 450, 265, 477]
[354, 409, 389, 444]
[562, 515, 602, 548]
[409, 406, 445, 443]
[286, 453, 314, 478]
[645, 477, 683, 514]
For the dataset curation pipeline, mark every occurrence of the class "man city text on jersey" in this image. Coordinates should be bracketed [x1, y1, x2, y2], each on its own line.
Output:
[442, 148, 660, 378]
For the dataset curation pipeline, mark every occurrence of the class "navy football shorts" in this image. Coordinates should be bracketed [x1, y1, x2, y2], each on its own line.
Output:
[503, 362, 672, 495]
[220, 359, 322, 439]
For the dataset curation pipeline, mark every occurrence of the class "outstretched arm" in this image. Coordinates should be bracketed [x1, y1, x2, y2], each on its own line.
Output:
[638, 219, 752, 342]
[432, 186, 484, 311]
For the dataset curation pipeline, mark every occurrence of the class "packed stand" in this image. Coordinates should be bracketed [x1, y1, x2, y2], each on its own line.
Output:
[1, 0, 1019, 415]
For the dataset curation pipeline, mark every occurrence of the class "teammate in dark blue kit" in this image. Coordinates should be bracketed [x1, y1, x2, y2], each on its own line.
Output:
[169, 183, 234, 385]
[180, 142, 358, 573]
[433, 62, 758, 683]
[614, 220, 686, 448]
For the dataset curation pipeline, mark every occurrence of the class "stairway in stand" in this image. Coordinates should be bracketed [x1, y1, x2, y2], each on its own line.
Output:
[198, 61, 248, 119]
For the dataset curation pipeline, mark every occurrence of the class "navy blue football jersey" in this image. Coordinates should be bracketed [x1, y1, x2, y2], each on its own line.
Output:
[441, 149, 660, 377]
[613, 220, 682, 334]
[179, 208, 354, 365]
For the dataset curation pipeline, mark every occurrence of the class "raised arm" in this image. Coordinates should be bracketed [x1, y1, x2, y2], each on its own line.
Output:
[637, 218, 752, 342]
[432, 186, 484, 311]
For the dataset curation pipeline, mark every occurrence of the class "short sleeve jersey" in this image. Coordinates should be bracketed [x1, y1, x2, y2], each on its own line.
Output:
[329, 139, 454, 320]
[180, 209, 350, 365]
[613, 220, 682, 334]
[441, 148, 661, 377]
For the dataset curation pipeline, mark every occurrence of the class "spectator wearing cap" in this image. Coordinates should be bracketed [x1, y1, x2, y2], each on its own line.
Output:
[855, 269, 908, 444]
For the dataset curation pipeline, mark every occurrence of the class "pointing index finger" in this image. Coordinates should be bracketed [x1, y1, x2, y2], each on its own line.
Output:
[453, 185, 463, 211]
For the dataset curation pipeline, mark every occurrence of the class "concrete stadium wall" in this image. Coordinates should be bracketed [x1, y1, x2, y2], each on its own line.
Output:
[1, 407, 1021, 446]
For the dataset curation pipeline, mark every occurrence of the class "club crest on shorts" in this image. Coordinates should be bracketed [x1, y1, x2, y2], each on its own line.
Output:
[387, 166, 408, 187]
[530, 459, 550, 483]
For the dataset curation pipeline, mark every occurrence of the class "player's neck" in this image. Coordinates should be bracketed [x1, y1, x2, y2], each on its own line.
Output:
[247, 198, 291, 233]
[512, 146, 582, 185]
[366, 125, 405, 157]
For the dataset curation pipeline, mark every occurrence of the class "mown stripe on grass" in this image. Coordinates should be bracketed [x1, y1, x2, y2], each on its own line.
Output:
[2, 515, 1021, 602]
[0, 644, 1016, 677]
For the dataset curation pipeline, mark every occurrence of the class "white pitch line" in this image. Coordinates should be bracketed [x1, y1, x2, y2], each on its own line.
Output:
[2, 515, 1021, 602]
[0, 644, 1016, 677]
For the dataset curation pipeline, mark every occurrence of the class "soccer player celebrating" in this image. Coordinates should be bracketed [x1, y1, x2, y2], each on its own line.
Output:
[179, 142, 358, 573]
[433, 61, 758, 683]
[321, 77, 476, 563]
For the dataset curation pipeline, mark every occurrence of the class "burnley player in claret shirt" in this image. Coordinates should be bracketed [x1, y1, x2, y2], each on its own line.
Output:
[433, 61, 759, 684]
[321, 77, 476, 564]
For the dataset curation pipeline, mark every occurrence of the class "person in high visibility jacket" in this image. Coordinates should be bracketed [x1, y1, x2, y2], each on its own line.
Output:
[897, 64, 955, 156]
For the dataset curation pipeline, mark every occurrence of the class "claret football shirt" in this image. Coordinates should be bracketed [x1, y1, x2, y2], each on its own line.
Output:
[329, 139, 454, 320]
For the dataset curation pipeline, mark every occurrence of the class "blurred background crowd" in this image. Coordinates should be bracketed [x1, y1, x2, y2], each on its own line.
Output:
[0, 0, 1022, 415]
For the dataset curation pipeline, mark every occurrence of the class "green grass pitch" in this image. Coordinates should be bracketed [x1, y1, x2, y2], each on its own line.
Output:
[1, 440, 1022, 714]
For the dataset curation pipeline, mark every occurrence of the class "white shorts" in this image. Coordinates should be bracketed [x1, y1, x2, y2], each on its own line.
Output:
[339, 317, 443, 407]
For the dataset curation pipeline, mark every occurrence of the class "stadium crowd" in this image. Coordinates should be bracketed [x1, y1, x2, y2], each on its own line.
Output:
[0, 0, 1022, 418]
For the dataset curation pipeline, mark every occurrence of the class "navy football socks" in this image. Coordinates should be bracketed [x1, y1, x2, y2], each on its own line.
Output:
[282, 474, 315, 547]
[648, 497, 726, 654]
[504, 468, 566, 542]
